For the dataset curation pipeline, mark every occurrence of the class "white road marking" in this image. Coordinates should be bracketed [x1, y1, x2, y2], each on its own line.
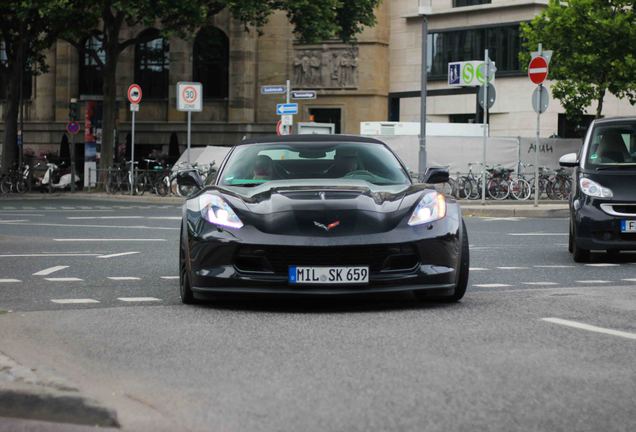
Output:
[576, 280, 610, 284]
[522, 282, 559, 286]
[509, 233, 568, 236]
[160, 276, 179, 280]
[3, 222, 178, 231]
[51, 299, 99, 304]
[44, 277, 83, 282]
[534, 265, 575, 269]
[473, 283, 512, 288]
[469, 267, 489, 271]
[117, 297, 160, 302]
[107, 277, 141, 281]
[0, 219, 28, 223]
[0, 213, 44, 217]
[147, 217, 182, 220]
[33, 266, 69, 276]
[0, 279, 21, 283]
[584, 263, 620, 267]
[67, 216, 144, 220]
[621, 278, 636, 282]
[542, 318, 636, 340]
[54, 239, 166, 242]
[97, 251, 140, 259]
[497, 266, 529, 270]
[0, 253, 100, 258]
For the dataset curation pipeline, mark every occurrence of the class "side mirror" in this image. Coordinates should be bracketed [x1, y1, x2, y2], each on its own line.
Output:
[422, 167, 449, 184]
[176, 169, 203, 196]
[559, 153, 579, 168]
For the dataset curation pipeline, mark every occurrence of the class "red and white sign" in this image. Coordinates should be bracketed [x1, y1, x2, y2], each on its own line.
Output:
[127, 84, 142, 104]
[276, 120, 283, 136]
[528, 56, 549, 85]
[176, 82, 203, 112]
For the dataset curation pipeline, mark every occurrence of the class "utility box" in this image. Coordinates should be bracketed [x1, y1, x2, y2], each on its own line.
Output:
[297, 122, 335, 135]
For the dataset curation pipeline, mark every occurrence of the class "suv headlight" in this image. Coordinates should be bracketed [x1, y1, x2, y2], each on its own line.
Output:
[408, 191, 446, 226]
[580, 178, 613, 198]
[199, 194, 243, 229]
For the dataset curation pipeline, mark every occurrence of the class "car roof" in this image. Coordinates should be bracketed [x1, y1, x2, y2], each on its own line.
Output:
[240, 134, 387, 145]
[592, 116, 636, 125]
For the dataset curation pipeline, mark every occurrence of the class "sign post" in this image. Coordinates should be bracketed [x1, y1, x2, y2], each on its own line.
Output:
[177, 82, 203, 165]
[529, 45, 550, 207]
[480, 50, 494, 205]
[127, 84, 142, 195]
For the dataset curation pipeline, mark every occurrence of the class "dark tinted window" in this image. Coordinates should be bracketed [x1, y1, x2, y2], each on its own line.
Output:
[135, 29, 169, 99]
[0, 40, 33, 100]
[79, 34, 105, 95]
[428, 24, 521, 78]
[193, 27, 229, 99]
[454, 0, 491, 7]
[586, 122, 636, 167]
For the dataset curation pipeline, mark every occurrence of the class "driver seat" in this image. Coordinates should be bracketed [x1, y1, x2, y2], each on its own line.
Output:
[326, 154, 359, 178]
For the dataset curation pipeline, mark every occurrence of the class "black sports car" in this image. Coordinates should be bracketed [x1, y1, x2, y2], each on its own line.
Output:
[177, 135, 469, 303]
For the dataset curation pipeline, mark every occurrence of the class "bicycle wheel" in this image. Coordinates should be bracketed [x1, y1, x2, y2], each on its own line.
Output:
[155, 177, 169, 197]
[487, 178, 510, 200]
[15, 179, 28, 194]
[135, 175, 146, 196]
[0, 176, 11, 194]
[465, 178, 480, 200]
[510, 178, 531, 200]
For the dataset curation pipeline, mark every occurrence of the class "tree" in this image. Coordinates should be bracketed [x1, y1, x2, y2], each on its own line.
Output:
[67, 0, 382, 180]
[0, 1, 87, 173]
[521, 0, 636, 120]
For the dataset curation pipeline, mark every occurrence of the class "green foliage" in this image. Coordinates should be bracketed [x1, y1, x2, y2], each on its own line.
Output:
[521, 0, 636, 120]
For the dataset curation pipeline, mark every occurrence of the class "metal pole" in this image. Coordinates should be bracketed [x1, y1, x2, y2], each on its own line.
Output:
[286, 79, 291, 135]
[534, 43, 542, 207]
[70, 133, 76, 193]
[419, 15, 428, 180]
[131, 109, 135, 195]
[481, 50, 489, 205]
[187, 111, 192, 165]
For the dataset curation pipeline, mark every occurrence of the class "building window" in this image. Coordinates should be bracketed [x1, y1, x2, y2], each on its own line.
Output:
[454, 0, 491, 7]
[558, 114, 595, 138]
[309, 108, 342, 134]
[193, 26, 229, 99]
[427, 24, 521, 79]
[449, 114, 476, 124]
[79, 33, 105, 95]
[0, 41, 33, 100]
[134, 29, 169, 99]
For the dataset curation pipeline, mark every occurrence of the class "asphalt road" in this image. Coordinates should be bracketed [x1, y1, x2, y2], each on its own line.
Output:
[0, 197, 634, 431]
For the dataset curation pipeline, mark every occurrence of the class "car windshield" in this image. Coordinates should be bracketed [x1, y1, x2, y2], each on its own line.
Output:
[219, 141, 410, 187]
[585, 122, 636, 169]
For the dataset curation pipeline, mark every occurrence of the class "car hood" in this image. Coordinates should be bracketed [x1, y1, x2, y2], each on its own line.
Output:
[203, 179, 432, 236]
[583, 169, 636, 202]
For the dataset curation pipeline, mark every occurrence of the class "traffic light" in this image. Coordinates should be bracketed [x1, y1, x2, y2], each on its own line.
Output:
[69, 99, 79, 121]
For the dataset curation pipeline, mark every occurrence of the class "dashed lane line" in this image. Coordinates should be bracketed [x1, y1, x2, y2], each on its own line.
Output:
[472, 283, 512, 288]
[117, 297, 161, 302]
[522, 282, 559, 286]
[160, 276, 179, 280]
[534, 265, 575, 269]
[585, 263, 620, 267]
[2, 222, 179, 231]
[469, 267, 489, 271]
[51, 299, 99, 304]
[542, 318, 636, 340]
[54, 239, 166, 242]
[622, 278, 636, 282]
[44, 277, 83, 282]
[497, 266, 529, 270]
[576, 280, 611, 284]
[107, 277, 141, 281]
[97, 252, 140, 259]
[508, 233, 568, 236]
[0, 279, 21, 283]
[33, 266, 69, 276]
[0, 253, 100, 258]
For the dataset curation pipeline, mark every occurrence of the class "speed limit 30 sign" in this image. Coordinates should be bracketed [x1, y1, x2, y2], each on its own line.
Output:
[177, 82, 203, 112]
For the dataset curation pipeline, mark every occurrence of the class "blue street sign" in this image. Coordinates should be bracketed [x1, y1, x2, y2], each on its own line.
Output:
[276, 103, 298, 115]
[261, 85, 287, 95]
[448, 63, 461, 85]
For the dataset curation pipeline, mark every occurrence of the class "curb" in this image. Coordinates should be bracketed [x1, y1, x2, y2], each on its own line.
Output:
[461, 206, 569, 218]
[1, 192, 183, 205]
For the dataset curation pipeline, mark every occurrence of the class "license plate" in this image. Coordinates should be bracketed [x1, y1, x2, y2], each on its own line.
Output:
[289, 266, 369, 285]
[621, 220, 636, 233]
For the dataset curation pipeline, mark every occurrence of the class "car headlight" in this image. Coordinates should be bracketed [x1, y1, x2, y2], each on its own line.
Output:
[408, 191, 446, 226]
[579, 178, 613, 198]
[199, 194, 243, 229]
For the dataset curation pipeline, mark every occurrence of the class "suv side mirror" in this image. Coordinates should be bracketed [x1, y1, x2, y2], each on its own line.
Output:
[176, 169, 203, 196]
[559, 153, 579, 168]
[422, 167, 449, 184]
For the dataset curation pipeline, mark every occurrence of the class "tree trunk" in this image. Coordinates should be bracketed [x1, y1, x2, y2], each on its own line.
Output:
[596, 87, 606, 119]
[1, 44, 24, 174]
[99, 21, 121, 185]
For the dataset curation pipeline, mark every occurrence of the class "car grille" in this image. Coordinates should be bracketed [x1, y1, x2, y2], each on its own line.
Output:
[234, 244, 419, 274]
[613, 205, 636, 216]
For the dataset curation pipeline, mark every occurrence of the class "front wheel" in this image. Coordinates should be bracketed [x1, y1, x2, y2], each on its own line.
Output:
[571, 224, 590, 263]
[179, 225, 197, 304]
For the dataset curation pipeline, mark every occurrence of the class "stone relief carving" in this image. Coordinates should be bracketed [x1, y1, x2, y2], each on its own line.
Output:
[293, 46, 359, 89]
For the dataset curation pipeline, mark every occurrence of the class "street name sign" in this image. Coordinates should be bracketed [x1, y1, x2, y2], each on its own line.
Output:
[261, 85, 287, 95]
[448, 61, 496, 86]
[177, 82, 203, 112]
[127, 84, 142, 104]
[276, 103, 298, 115]
[291, 91, 317, 100]
[528, 56, 549, 85]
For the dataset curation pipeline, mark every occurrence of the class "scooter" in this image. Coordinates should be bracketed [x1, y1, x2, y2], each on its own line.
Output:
[36, 159, 80, 192]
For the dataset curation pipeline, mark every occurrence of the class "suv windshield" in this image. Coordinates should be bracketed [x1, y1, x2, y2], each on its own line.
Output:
[586, 122, 636, 168]
[219, 141, 410, 187]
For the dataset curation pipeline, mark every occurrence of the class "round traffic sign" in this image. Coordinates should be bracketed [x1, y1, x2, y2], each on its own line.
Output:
[66, 121, 80, 135]
[532, 85, 550, 113]
[276, 120, 283, 136]
[181, 85, 198, 104]
[478, 83, 496, 110]
[128, 84, 142, 104]
[528, 56, 549, 85]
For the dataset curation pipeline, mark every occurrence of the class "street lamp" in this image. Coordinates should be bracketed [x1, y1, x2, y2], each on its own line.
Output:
[418, 0, 432, 180]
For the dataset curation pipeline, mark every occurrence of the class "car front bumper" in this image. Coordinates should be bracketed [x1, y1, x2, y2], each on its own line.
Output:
[574, 198, 636, 251]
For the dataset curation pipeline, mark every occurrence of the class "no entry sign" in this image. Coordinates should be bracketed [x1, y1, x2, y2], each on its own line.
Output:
[127, 84, 142, 104]
[528, 56, 549, 85]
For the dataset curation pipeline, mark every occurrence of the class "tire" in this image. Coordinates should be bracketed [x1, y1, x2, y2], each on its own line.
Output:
[135, 176, 145, 196]
[487, 178, 509, 200]
[510, 178, 531, 201]
[414, 219, 469, 303]
[179, 224, 197, 304]
[0, 177, 11, 194]
[155, 178, 168, 197]
[571, 224, 590, 263]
